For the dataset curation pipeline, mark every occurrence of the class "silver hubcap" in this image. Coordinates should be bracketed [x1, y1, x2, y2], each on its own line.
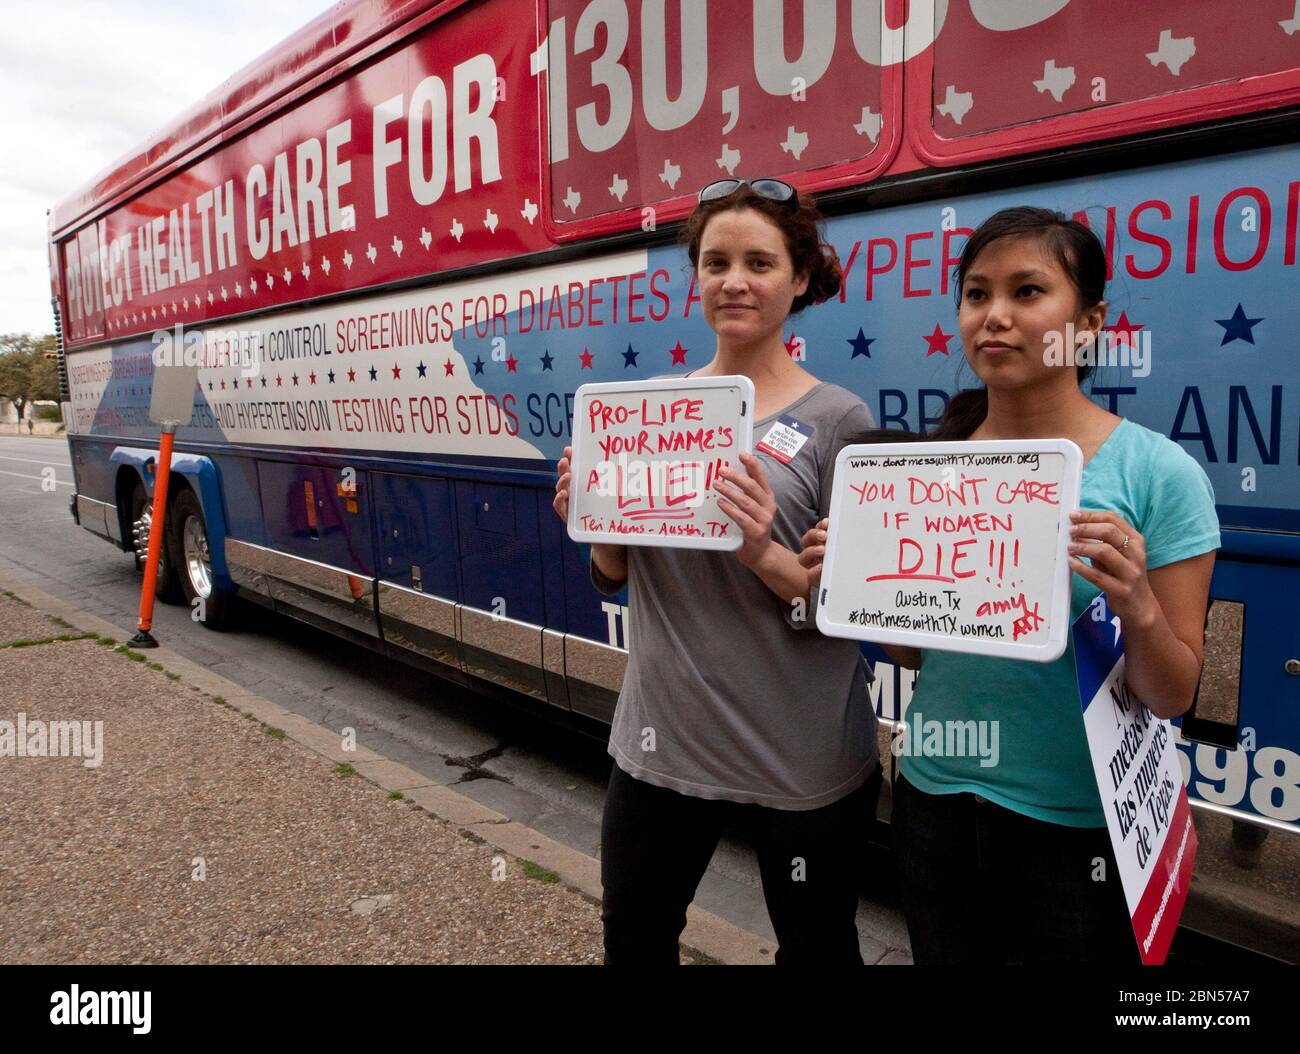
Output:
[182, 515, 213, 598]
[132, 505, 152, 563]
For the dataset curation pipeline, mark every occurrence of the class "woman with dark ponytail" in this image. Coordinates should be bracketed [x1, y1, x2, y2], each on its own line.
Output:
[801, 206, 1220, 964]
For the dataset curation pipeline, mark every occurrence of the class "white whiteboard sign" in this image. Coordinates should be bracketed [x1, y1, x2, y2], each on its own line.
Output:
[149, 362, 200, 426]
[568, 375, 754, 550]
[816, 439, 1082, 661]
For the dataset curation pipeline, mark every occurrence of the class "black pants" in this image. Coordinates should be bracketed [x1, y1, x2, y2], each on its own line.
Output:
[600, 763, 882, 965]
[891, 773, 1140, 965]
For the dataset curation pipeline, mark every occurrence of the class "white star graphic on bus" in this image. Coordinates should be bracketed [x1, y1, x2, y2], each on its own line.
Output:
[420, 227, 432, 249]
[936, 84, 974, 125]
[221, 287, 228, 301]
[131, 313, 138, 324]
[390, 236, 402, 257]
[367, 242, 378, 262]
[659, 160, 681, 189]
[521, 199, 538, 223]
[234, 282, 242, 297]
[852, 107, 881, 143]
[266, 272, 274, 289]
[342, 250, 353, 269]
[161, 305, 168, 317]
[150, 308, 157, 320]
[250, 277, 258, 294]
[484, 208, 498, 233]
[320, 258, 331, 276]
[450, 218, 464, 241]
[1283, 1, 1300, 35]
[1033, 59, 1075, 102]
[716, 144, 740, 174]
[171, 301, 177, 313]
[207, 291, 215, 305]
[563, 187, 581, 213]
[608, 174, 629, 201]
[283, 268, 292, 284]
[1146, 29, 1195, 76]
[301, 263, 310, 280]
[779, 127, 808, 160]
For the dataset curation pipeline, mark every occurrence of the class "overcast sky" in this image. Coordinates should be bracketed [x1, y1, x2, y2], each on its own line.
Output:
[0, 0, 337, 337]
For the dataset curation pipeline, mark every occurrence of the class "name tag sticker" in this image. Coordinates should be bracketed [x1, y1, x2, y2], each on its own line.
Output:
[756, 415, 814, 464]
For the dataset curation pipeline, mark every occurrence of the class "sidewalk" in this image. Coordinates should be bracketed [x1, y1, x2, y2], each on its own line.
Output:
[0, 582, 771, 965]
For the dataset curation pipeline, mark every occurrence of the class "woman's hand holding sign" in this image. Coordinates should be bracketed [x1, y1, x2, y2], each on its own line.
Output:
[553, 445, 574, 521]
[714, 452, 808, 606]
[798, 518, 829, 589]
[799, 516, 922, 670]
[715, 453, 776, 567]
[1068, 507, 1214, 720]
[555, 445, 628, 589]
[1067, 509, 1156, 628]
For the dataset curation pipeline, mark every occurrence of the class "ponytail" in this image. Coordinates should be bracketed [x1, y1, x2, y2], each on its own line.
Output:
[931, 388, 988, 440]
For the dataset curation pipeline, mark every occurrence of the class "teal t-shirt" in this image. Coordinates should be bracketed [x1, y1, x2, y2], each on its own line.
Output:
[900, 419, 1221, 827]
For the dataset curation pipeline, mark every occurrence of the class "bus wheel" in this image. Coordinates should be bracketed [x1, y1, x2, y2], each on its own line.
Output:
[130, 482, 183, 603]
[172, 488, 230, 629]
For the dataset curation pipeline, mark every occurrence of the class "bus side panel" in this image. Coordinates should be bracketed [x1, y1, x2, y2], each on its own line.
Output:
[373, 472, 462, 672]
[68, 435, 133, 546]
[557, 537, 627, 724]
[453, 480, 551, 704]
[209, 453, 270, 548]
[1175, 559, 1300, 832]
[249, 458, 378, 640]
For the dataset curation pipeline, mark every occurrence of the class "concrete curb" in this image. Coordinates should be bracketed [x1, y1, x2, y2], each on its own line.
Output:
[0, 570, 774, 965]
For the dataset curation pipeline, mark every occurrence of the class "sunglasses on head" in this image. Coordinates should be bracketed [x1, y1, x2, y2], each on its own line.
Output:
[698, 178, 798, 208]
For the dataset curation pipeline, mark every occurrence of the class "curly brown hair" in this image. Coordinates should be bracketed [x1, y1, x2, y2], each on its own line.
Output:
[681, 186, 842, 315]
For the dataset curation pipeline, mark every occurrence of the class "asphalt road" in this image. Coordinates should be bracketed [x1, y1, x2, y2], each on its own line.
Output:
[0, 432, 912, 963]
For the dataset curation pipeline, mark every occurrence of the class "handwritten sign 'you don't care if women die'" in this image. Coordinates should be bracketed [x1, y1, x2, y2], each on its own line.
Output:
[568, 375, 755, 550]
[816, 440, 1083, 662]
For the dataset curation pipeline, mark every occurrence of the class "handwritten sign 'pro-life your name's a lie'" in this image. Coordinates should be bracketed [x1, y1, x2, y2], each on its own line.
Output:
[567, 376, 754, 550]
[816, 440, 1082, 661]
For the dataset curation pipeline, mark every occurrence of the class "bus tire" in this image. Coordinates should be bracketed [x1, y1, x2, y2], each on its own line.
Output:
[130, 481, 183, 603]
[171, 488, 231, 630]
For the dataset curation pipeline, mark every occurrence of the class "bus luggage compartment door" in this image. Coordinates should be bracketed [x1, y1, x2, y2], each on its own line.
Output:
[373, 473, 461, 671]
[454, 480, 554, 704]
[1176, 555, 1300, 835]
[248, 460, 378, 641]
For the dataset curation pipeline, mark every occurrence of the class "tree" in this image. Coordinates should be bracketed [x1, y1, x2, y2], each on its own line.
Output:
[0, 334, 60, 432]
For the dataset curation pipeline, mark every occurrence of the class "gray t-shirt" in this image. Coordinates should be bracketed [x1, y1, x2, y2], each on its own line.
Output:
[592, 382, 879, 810]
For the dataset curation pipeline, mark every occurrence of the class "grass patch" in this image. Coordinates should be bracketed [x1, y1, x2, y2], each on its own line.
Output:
[263, 726, 286, 740]
[521, 860, 559, 883]
[213, 695, 225, 706]
[243, 712, 255, 720]
[146, 662, 163, 671]
[334, 762, 356, 778]
[389, 791, 404, 801]
[165, 671, 180, 681]
[3, 632, 98, 649]
[113, 645, 146, 662]
[96, 637, 115, 646]
[48, 616, 74, 629]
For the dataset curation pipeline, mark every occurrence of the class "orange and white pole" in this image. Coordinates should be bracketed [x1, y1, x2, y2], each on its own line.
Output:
[129, 424, 177, 647]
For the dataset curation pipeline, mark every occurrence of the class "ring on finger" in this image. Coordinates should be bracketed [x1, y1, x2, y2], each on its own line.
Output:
[1119, 533, 1130, 552]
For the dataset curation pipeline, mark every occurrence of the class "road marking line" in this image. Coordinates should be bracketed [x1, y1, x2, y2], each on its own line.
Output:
[0, 454, 72, 467]
[0, 469, 74, 487]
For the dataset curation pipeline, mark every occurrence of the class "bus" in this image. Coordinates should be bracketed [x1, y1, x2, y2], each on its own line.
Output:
[49, 0, 1300, 948]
